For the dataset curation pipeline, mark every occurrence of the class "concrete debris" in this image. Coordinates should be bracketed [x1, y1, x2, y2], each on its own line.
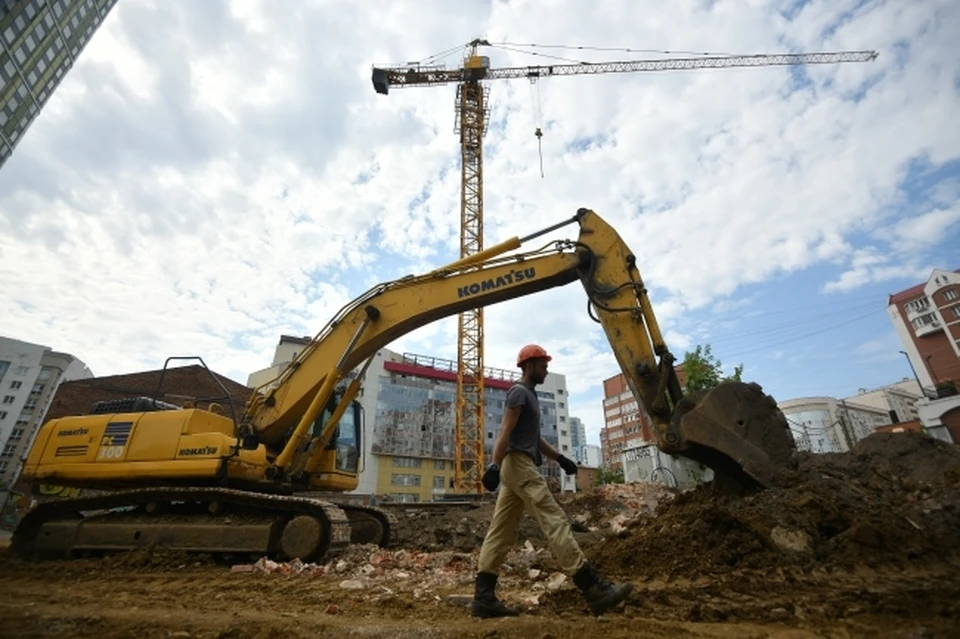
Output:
[770, 526, 812, 553]
[545, 572, 568, 591]
[338, 579, 365, 590]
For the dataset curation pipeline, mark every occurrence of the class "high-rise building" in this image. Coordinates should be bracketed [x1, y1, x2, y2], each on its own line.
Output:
[1, 0, 119, 169]
[887, 267, 960, 390]
[0, 336, 91, 494]
[887, 267, 960, 443]
[568, 415, 587, 463]
[599, 373, 655, 467]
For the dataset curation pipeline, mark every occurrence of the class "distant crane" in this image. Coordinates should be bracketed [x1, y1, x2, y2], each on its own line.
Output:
[371, 40, 878, 494]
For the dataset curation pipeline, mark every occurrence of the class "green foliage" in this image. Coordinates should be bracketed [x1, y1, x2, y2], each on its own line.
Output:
[596, 464, 625, 485]
[687, 463, 707, 486]
[682, 344, 744, 393]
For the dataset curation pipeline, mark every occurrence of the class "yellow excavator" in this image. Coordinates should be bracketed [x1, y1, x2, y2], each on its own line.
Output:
[12, 208, 796, 561]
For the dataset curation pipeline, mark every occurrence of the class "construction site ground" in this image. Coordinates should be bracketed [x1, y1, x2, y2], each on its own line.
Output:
[1, 431, 959, 638]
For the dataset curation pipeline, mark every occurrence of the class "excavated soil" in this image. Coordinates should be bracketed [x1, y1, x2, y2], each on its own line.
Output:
[1, 431, 959, 638]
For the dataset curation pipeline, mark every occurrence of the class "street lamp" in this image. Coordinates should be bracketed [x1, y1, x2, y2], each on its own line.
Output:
[925, 355, 937, 383]
[899, 350, 923, 389]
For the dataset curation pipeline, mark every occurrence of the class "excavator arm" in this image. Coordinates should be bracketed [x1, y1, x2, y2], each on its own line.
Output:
[250, 208, 796, 489]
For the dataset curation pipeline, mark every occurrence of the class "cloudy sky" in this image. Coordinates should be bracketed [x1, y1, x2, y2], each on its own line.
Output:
[1, 0, 958, 446]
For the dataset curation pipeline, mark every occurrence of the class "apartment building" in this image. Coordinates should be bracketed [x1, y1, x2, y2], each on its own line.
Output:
[887, 268, 960, 442]
[568, 415, 587, 464]
[599, 373, 651, 467]
[0, 336, 91, 492]
[1, 0, 119, 169]
[888, 267, 960, 389]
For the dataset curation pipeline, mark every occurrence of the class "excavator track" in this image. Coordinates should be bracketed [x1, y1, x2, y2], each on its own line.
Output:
[11, 487, 354, 562]
[338, 503, 398, 547]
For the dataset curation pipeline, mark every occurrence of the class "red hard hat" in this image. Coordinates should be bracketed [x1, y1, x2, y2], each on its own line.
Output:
[517, 344, 552, 367]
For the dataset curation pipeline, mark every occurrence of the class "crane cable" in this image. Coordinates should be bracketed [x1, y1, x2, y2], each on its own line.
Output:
[529, 76, 544, 177]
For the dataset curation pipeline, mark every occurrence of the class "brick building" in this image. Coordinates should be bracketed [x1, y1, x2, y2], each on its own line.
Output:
[887, 267, 960, 389]
[887, 267, 960, 443]
[599, 366, 687, 467]
[45, 364, 253, 421]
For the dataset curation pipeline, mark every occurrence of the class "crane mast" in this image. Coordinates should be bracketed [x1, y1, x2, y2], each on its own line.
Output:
[372, 40, 878, 495]
[452, 42, 491, 493]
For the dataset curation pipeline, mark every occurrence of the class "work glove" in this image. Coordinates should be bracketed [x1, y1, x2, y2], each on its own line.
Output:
[557, 454, 578, 476]
[482, 463, 501, 492]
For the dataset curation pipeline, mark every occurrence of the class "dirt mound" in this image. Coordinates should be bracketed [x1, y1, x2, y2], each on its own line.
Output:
[589, 432, 960, 580]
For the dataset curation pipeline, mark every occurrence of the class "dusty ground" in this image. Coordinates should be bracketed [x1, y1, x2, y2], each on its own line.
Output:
[1, 431, 959, 638]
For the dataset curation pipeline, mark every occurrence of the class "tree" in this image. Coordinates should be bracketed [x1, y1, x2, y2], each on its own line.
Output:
[596, 464, 624, 485]
[681, 344, 743, 393]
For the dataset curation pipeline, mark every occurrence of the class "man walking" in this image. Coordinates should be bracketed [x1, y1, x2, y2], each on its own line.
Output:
[471, 344, 634, 618]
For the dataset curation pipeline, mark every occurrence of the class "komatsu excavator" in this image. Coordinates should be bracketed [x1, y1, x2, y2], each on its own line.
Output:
[12, 208, 797, 562]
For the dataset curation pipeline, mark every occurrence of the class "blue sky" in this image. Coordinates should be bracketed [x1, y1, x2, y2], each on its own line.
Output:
[0, 0, 958, 446]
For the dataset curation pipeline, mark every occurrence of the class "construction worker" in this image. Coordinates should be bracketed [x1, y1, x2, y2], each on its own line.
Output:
[471, 344, 634, 618]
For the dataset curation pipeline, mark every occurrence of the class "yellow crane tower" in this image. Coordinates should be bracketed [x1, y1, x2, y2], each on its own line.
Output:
[371, 40, 878, 494]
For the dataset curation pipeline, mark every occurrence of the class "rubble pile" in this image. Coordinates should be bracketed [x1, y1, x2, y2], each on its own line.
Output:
[558, 481, 674, 535]
[389, 480, 675, 553]
[588, 432, 960, 580]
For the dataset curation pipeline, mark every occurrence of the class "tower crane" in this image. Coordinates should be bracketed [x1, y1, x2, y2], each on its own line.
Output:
[371, 40, 878, 494]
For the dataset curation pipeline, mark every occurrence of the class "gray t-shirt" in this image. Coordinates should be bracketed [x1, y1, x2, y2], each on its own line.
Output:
[505, 382, 542, 466]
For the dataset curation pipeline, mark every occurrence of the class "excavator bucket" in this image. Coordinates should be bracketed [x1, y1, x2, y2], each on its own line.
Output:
[665, 381, 798, 492]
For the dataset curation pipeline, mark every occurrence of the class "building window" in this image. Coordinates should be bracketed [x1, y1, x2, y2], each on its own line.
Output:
[2, 396, 14, 405]
[953, 306, 960, 319]
[10, 381, 21, 389]
[390, 473, 420, 487]
[433, 460, 445, 470]
[2, 444, 16, 457]
[10, 428, 24, 439]
[0, 411, 6, 420]
[946, 290, 959, 302]
[432, 476, 444, 489]
[393, 457, 422, 468]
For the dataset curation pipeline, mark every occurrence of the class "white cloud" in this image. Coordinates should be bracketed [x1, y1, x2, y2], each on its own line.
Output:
[1, 0, 959, 447]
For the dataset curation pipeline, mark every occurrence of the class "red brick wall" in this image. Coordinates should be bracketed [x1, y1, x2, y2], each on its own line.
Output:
[46, 365, 252, 420]
[875, 419, 922, 434]
[942, 406, 960, 445]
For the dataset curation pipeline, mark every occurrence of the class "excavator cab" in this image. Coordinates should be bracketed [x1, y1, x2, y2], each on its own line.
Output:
[322, 401, 361, 475]
[300, 397, 363, 491]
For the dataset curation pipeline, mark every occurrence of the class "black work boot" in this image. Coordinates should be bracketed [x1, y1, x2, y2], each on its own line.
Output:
[573, 562, 634, 616]
[471, 572, 520, 618]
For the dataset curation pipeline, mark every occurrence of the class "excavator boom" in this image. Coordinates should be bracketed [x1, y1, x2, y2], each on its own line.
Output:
[248, 207, 796, 489]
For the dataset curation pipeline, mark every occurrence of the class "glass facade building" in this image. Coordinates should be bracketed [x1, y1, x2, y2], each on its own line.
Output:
[1, 0, 118, 169]
[370, 353, 567, 501]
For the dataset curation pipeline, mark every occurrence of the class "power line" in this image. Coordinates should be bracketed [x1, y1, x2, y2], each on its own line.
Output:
[706, 300, 882, 346]
[719, 308, 883, 358]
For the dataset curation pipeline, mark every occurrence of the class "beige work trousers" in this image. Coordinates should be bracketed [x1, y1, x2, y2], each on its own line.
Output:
[477, 451, 586, 575]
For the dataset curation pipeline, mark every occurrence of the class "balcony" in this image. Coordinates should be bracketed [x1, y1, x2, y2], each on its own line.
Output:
[915, 320, 943, 337]
[905, 302, 932, 320]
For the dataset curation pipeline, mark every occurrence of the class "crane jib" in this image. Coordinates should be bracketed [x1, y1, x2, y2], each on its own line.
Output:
[457, 267, 537, 298]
